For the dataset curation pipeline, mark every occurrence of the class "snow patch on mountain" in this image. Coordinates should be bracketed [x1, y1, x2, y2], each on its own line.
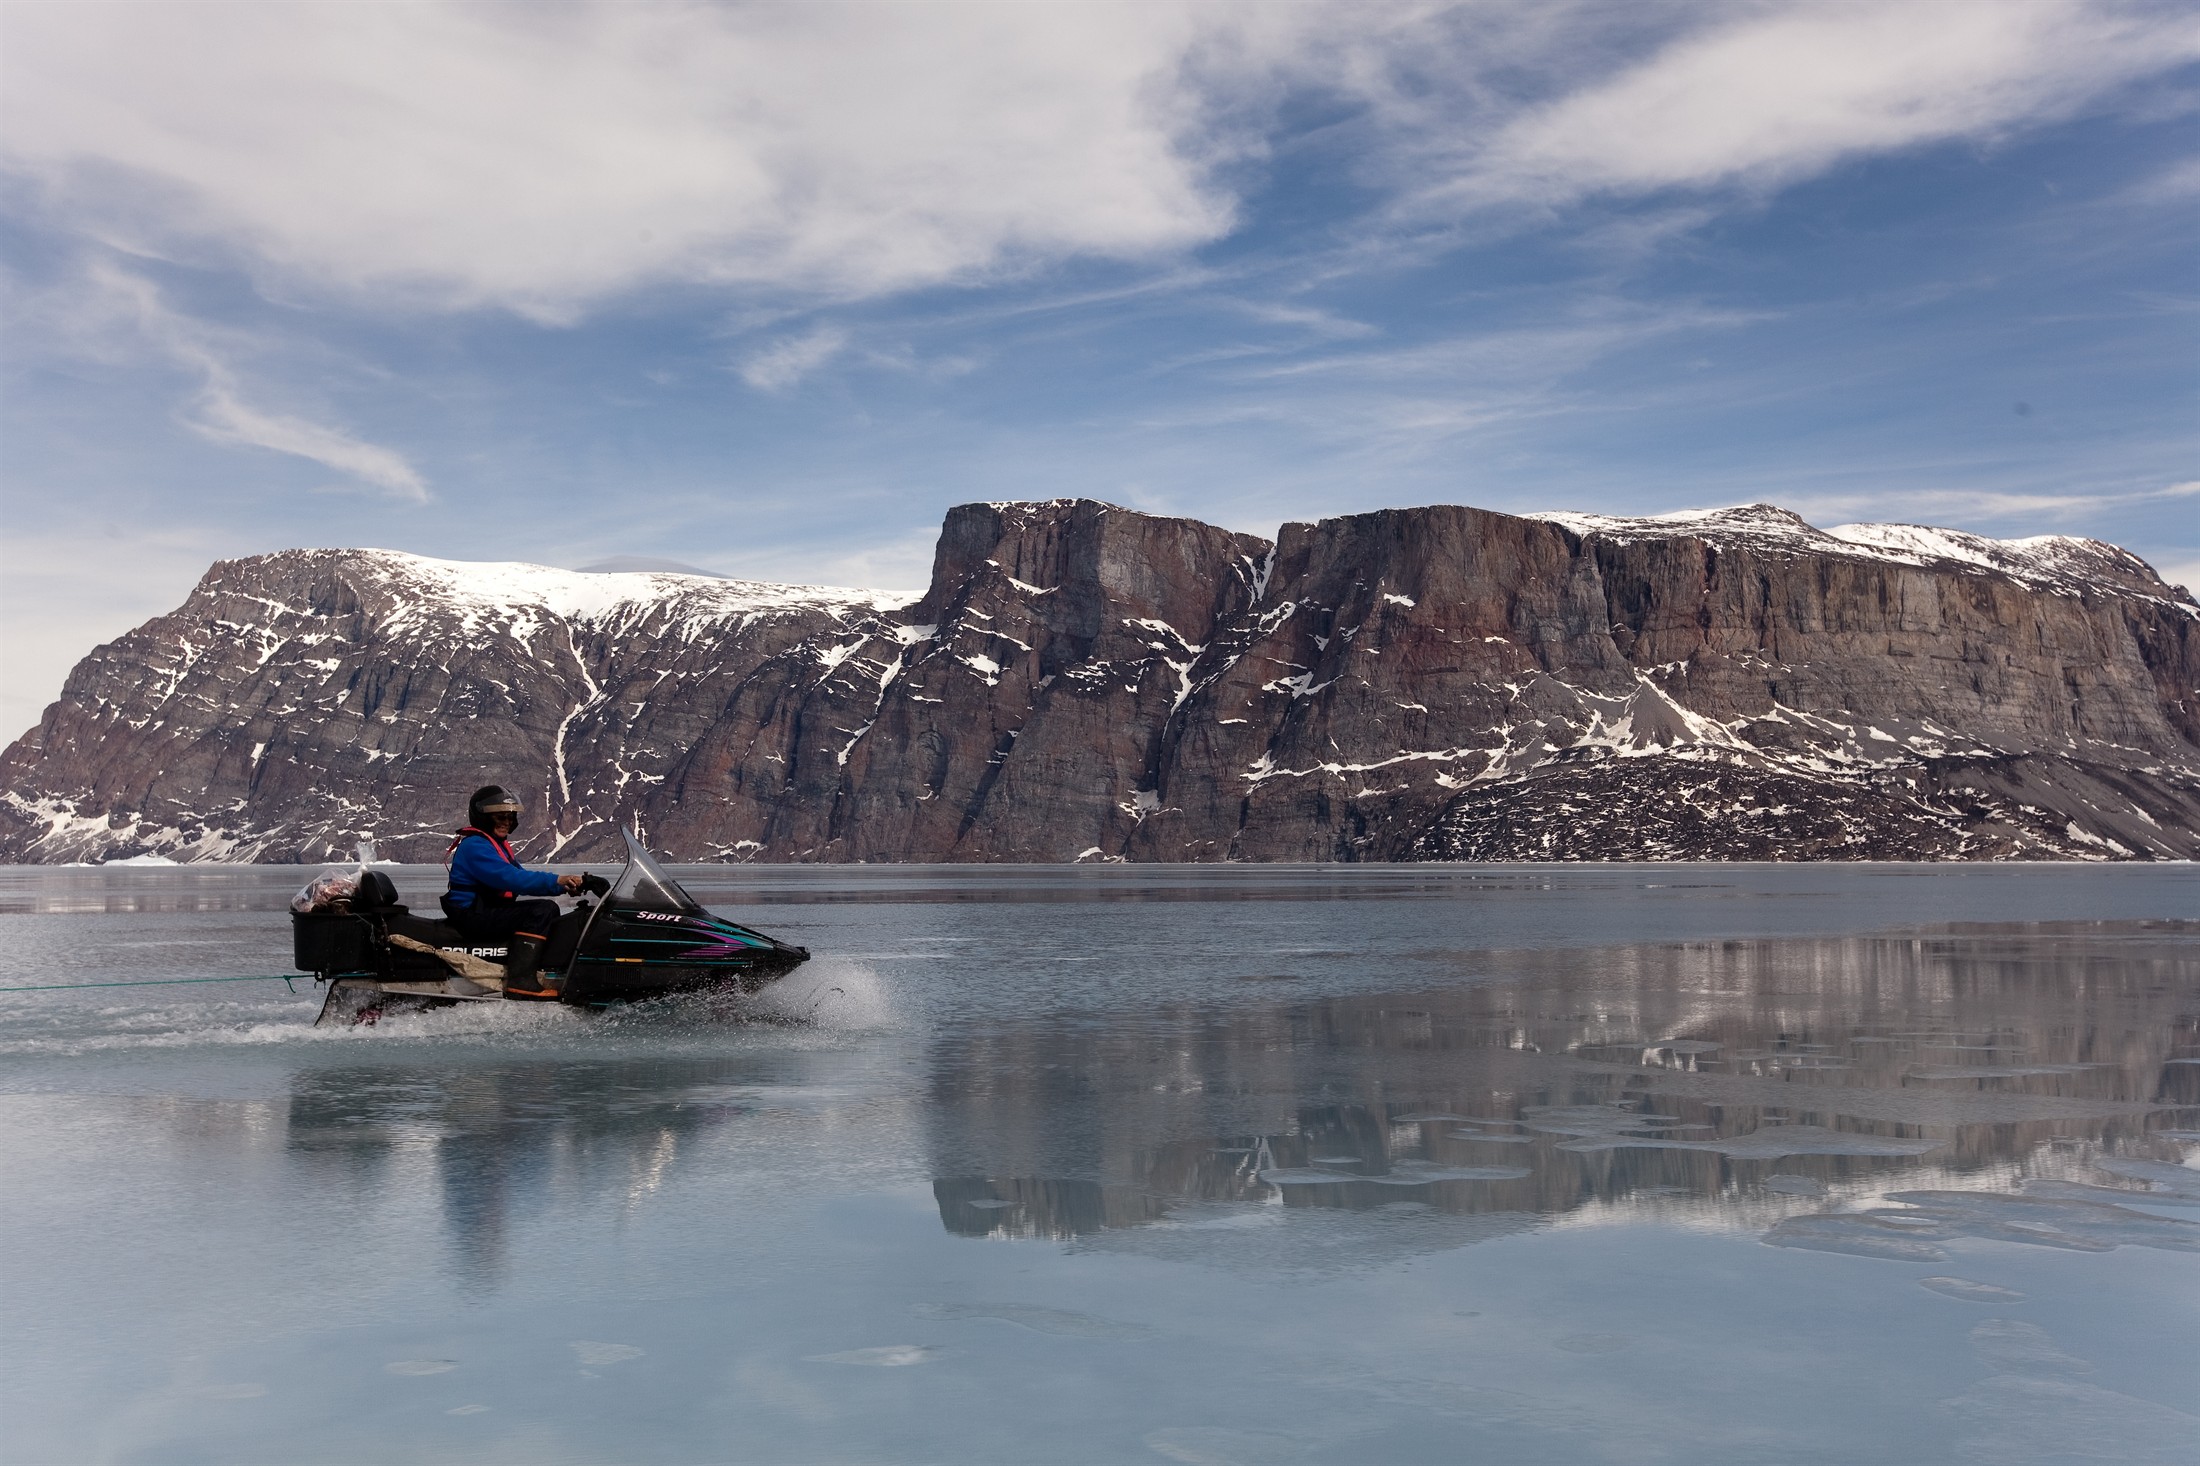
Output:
[1822, 524, 2183, 602]
[1527, 505, 2194, 609]
[346, 549, 908, 628]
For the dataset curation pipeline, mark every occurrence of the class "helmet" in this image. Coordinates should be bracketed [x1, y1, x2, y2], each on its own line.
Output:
[467, 785, 524, 833]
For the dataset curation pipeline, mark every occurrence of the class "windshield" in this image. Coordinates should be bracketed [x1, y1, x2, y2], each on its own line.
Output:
[609, 830, 705, 913]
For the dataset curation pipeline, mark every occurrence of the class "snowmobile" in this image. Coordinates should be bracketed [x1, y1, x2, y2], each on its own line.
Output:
[293, 832, 809, 1025]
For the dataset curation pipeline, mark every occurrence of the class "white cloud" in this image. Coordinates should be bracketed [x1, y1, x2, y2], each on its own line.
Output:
[2124, 154, 2200, 202]
[188, 372, 429, 501]
[1449, 0, 2199, 208]
[75, 266, 428, 501]
[1235, 301, 1762, 384]
[8, 3, 2187, 325]
[1793, 478, 2200, 524]
[0, 1, 1266, 319]
[1229, 300, 1381, 339]
[738, 325, 850, 392]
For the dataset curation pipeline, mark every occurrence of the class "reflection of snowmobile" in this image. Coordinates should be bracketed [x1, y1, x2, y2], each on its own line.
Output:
[293, 833, 809, 1024]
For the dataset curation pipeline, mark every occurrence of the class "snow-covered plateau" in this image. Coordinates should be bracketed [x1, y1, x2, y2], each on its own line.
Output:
[4, 499, 2195, 863]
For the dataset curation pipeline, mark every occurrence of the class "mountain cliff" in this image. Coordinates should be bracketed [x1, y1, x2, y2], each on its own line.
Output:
[5, 499, 2196, 863]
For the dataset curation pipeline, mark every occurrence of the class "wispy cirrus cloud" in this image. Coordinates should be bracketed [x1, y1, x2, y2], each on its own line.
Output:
[1120, 304, 1755, 476]
[187, 369, 428, 503]
[738, 325, 851, 392]
[1230, 301, 1766, 385]
[2122, 153, 2200, 202]
[75, 266, 428, 501]
[1793, 477, 2200, 527]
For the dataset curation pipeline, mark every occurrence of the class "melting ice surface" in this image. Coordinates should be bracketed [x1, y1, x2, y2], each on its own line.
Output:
[1, 863, 2196, 1466]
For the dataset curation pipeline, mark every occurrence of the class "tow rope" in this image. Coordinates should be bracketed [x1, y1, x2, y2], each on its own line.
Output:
[0, 974, 299, 993]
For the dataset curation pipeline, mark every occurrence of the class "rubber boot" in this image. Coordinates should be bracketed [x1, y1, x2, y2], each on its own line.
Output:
[501, 932, 557, 999]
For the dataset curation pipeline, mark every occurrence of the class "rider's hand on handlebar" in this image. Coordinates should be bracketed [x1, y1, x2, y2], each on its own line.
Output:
[558, 873, 586, 894]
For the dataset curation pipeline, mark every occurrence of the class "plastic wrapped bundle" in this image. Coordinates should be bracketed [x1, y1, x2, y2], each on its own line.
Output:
[289, 869, 358, 914]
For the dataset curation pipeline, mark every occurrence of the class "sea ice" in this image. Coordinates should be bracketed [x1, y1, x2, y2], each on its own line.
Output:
[1369, 1164, 1532, 1185]
[1918, 1277, 2025, 1304]
[1761, 1213, 1950, 1261]
[1769, 1188, 2200, 1261]
[568, 1341, 643, 1367]
[1554, 1333, 1632, 1353]
[1884, 1190, 2200, 1252]
[803, 1345, 942, 1366]
[1520, 1104, 1678, 1139]
[1763, 1174, 1828, 1196]
[1144, 1425, 1310, 1464]
[2091, 1156, 2200, 1200]
[1939, 1374, 2200, 1466]
[1559, 1123, 1940, 1159]
[383, 1359, 457, 1375]
[1967, 1320, 2092, 1376]
[912, 1302, 1151, 1339]
[2018, 1179, 2200, 1209]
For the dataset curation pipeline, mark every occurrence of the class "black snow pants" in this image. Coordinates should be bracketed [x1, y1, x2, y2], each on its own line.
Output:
[450, 900, 586, 971]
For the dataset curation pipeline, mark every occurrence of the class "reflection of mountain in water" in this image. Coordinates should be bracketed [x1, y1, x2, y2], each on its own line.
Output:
[929, 923, 2199, 1262]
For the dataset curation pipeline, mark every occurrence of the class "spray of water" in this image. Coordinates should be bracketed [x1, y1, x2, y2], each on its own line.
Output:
[748, 958, 894, 1029]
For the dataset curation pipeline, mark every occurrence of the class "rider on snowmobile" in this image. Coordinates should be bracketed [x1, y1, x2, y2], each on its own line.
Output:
[444, 785, 586, 995]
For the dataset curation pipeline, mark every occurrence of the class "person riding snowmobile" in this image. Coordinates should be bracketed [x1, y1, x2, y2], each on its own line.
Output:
[444, 785, 587, 996]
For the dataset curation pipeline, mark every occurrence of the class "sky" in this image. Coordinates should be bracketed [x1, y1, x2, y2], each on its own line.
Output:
[2, 0, 2196, 741]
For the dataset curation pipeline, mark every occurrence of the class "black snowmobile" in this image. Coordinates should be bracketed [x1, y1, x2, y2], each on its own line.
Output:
[293, 832, 809, 1024]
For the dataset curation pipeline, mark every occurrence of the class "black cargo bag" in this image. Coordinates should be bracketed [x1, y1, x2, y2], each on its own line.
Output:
[292, 910, 377, 975]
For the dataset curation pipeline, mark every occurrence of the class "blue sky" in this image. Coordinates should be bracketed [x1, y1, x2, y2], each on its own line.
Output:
[2, 0, 2196, 739]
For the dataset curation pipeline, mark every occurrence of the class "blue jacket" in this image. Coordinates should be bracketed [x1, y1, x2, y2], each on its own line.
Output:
[445, 830, 563, 910]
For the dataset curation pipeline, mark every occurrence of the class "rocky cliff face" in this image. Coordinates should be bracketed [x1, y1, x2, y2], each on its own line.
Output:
[5, 500, 2195, 863]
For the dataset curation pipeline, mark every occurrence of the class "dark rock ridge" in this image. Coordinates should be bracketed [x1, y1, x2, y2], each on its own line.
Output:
[4, 499, 2196, 864]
